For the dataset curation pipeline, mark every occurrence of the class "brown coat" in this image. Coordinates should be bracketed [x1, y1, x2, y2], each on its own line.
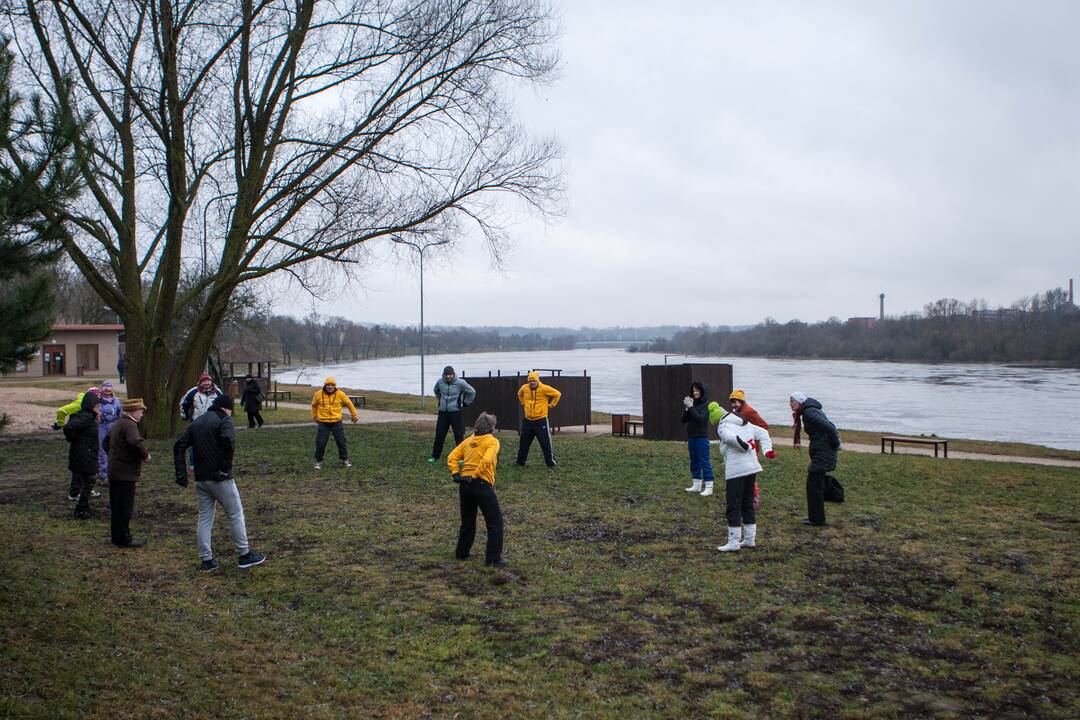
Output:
[105, 414, 149, 483]
[739, 402, 769, 431]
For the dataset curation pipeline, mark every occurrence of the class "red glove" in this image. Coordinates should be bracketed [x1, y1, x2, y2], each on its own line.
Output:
[765, 450, 776, 459]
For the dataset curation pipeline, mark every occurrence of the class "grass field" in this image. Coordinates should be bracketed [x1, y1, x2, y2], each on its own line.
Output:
[1, 422, 1077, 719]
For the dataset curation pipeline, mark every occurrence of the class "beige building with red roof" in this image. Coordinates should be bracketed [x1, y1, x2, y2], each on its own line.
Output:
[9, 324, 125, 378]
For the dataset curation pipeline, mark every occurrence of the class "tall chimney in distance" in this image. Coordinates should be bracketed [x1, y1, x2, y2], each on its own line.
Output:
[1070, 278, 1074, 305]
[879, 293, 885, 321]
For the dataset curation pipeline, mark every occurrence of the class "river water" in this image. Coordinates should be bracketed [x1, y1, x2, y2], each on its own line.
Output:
[284, 349, 1080, 450]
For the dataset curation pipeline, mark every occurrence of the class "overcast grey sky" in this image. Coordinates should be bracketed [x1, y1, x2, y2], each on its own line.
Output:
[295, 0, 1080, 328]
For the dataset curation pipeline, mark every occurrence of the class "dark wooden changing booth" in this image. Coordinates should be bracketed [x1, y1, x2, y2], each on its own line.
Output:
[460, 370, 592, 432]
[640, 363, 733, 441]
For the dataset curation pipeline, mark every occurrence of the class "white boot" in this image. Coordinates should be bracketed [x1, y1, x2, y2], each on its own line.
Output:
[700, 482, 714, 497]
[740, 524, 757, 548]
[685, 478, 702, 493]
[717, 527, 742, 552]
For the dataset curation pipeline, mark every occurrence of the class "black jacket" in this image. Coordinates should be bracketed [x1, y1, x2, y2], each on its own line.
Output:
[240, 380, 264, 413]
[801, 398, 841, 473]
[173, 408, 236, 483]
[680, 385, 710, 439]
[63, 393, 101, 475]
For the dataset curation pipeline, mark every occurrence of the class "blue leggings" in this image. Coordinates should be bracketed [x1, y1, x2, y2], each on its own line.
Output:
[687, 438, 714, 481]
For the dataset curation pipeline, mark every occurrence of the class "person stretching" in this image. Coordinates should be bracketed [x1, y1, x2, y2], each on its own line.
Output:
[515, 371, 561, 468]
[682, 381, 715, 496]
[709, 404, 776, 552]
[311, 377, 359, 469]
[429, 365, 476, 463]
[448, 412, 505, 567]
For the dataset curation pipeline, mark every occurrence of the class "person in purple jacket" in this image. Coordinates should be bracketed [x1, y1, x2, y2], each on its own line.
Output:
[96, 381, 123, 485]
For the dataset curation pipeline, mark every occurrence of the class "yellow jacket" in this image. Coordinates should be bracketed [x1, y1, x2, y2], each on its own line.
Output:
[447, 433, 500, 485]
[311, 377, 358, 423]
[517, 371, 561, 420]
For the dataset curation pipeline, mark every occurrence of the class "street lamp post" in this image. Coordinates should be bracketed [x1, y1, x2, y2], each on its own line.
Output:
[393, 237, 450, 408]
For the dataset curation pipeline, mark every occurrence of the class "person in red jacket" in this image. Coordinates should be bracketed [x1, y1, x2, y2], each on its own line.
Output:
[729, 390, 768, 430]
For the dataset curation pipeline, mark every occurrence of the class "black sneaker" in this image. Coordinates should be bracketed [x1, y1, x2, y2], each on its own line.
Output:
[238, 551, 266, 569]
[802, 519, 827, 526]
[486, 558, 508, 568]
[200, 559, 220, 572]
[113, 539, 146, 548]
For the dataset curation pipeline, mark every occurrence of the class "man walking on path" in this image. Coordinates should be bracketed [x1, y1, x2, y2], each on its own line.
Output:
[790, 392, 842, 526]
[311, 377, 359, 469]
[173, 395, 266, 572]
[63, 392, 102, 518]
[116, 355, 125, 384]
[104, 399, 150, 547]
[515, 371, 561, 468]
[239, 374, 265, 429]
[428, 366, 476, 463]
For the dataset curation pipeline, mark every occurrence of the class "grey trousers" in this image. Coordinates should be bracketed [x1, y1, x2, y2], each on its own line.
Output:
[196, 479, 250, 560]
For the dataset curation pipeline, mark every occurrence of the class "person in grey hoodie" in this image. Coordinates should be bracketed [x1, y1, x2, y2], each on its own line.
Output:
[428, 366, 476, 463]
[791, 392, 842, 526]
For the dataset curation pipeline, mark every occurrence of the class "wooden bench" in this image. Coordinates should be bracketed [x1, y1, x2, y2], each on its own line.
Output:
[626, 420, 644, 437]
[348, 395, 367, 408]
[881, 435, 948, 458]
[267, 390, 292, 401]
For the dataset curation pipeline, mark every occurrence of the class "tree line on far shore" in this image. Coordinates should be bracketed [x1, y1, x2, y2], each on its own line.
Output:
[650, 288, 1080, 365]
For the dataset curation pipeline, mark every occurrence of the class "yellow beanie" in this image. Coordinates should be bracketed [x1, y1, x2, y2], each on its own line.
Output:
[729, 389, 746, 402]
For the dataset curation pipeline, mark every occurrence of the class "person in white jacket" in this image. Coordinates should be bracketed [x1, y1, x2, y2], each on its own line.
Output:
[709, 404, 776, 552]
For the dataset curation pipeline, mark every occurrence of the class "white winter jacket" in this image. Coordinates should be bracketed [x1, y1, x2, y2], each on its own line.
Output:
[713, 415, 775, 480]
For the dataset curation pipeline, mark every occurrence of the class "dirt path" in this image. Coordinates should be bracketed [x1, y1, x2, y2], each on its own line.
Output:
[0, 386, 89, 434]
[4, 391, 1079, 468]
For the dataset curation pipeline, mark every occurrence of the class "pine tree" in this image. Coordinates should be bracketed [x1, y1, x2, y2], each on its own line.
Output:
[0, 39, 84, 382]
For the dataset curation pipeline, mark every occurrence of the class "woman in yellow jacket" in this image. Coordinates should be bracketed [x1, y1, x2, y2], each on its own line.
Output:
[515, 370, 561, 467]
[447, 412, 505, 567]
[310, 377, 359, 469]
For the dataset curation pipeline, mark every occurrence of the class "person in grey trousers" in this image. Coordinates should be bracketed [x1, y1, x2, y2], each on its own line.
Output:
[428, 365, 477, 463]
[173, 394, 266, 572]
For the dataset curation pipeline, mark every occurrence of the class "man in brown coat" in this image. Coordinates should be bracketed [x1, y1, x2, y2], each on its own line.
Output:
[104, 398, 151, 548]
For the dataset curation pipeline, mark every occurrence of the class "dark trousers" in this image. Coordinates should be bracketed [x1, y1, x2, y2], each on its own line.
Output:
[517, 417, 555, 467]
[109, 480, 136, 545]
[455, 479, 504, 564]
[431, 410, 465, 459]
[725, 473, 757, 527]
[246, 410, 264, 428]
[315, 421, 348, 461]
[68, 471, 81, 497]
[807, 471, 827, 524]
[687, 437, 715, 481]
[74, 473, 97, 514]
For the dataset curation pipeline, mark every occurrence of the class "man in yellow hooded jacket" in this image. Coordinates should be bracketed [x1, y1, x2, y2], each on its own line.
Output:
[515, 370, 561, 467]
[310, 377, 359, 469]
[447, 412, 505, 567]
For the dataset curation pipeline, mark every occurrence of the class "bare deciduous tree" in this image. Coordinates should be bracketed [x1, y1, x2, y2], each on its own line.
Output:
[5, 0, 560, 433]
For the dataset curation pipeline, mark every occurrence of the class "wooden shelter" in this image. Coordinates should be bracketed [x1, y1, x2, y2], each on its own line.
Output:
[460, 369, 592, 432]
[214, 343, 273, 398]
[640, 363, 733, 441]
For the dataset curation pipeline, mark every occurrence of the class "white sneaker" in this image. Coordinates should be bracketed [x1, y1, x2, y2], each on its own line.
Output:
[740, 524, 757, 548]
[314, 462, 322, 470]
[717, 527, 742, 552]
[685, 479, 702, 493]
[699, 482, 714, 497]
[342, 459, 353, 468]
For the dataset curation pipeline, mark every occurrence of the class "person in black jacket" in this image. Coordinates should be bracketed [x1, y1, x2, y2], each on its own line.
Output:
[239, 374, 265, 429]
[790, 392, 842, 526]
[681, 381, 716, 497]
[173, 395, 266, 572]
[64, 392, 102, 518]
